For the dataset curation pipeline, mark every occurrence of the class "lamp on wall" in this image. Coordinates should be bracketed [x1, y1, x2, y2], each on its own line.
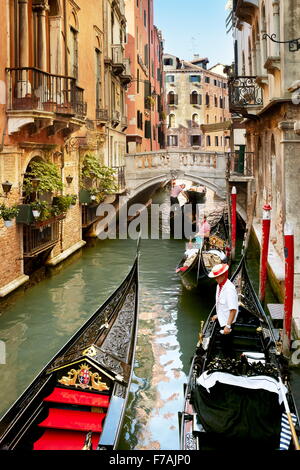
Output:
[66, 175, 74, 185]
[31, 178, 40, 190]
[1, 181, 13, 195]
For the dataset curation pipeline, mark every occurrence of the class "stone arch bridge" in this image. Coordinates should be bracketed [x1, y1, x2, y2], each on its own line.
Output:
[125, 150, 228, 200]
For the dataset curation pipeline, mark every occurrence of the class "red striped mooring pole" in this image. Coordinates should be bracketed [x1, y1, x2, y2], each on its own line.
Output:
[283, 222, 294, 351]
[231, 186, 237, 261]
[259, 204, 272, 302]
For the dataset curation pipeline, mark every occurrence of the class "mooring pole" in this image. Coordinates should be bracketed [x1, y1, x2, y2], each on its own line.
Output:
[283, 222, 294, 355]
[231, 186, 237, 261]
[259, 204, 272, 302]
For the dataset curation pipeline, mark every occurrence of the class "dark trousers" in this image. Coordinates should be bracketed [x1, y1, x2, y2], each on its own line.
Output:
[217, 324, 235, 359]
[170, 196, 179, 206]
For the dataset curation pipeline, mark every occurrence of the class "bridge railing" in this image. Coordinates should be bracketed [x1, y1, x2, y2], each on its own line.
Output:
[125, 150, 227, 173]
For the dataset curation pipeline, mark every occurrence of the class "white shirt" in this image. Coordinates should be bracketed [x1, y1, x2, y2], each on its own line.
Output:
[215, 279, 239, 327]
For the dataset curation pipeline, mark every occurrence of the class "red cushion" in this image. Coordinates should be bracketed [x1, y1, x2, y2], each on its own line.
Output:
[38, 408, 106, 432]
[44, 388, 110, 408]
[180, 267, 188, 272]
[34, 430, 100, 451]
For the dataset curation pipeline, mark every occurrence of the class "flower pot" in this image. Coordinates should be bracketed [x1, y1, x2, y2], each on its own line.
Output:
[32, 210, 41, 218]
[4, 220, 13, 228]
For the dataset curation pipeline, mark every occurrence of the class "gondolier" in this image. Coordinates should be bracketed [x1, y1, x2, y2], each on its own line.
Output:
[209, 263, 238, 358]
[170, 184, 186, 206]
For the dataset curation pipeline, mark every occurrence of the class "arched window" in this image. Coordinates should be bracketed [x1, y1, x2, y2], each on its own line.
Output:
[190, 91, 201, 105]
[168, 114, 176, 128]
[168, 91, 178, 105]
[192, 113, 199, 127]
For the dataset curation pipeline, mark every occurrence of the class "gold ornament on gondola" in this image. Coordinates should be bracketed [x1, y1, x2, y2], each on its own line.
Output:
[58, 363, 109, 392]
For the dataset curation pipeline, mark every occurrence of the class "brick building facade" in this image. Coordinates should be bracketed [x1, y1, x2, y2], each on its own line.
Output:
[125, 0, 165, 153]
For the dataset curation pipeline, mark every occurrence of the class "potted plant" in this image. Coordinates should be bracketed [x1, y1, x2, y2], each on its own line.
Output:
[0, 204, 19, 227]
[70, 194, 78, 206]
[89, 188, 98, 201]
[31, 201, 42, 218]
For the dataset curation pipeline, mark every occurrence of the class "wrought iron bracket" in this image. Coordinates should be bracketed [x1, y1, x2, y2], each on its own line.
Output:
[263, 33, 300, 53]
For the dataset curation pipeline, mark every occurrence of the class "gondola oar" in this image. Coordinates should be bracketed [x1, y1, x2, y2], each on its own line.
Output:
[278, 376, 300, 450]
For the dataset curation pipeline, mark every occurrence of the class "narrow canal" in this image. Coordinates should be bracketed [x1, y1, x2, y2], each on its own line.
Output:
[0, 187, 277, 450]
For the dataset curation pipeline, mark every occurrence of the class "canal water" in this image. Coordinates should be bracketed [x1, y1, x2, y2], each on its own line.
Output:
[0, 187, 277, 450]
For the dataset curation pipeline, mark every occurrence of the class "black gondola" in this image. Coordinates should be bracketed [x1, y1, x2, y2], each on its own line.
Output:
[176, 212, 230, 292]
[186, 186, 207, 205]
[0, 255, 139, 451]
[179, 257, 300, 451]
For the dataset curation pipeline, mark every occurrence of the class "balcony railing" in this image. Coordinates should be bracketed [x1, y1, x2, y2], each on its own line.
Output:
[226, 151, 255, 178]
[82, 205, 99, 228]
[6, 67, 87, 118]
[112, 45, 125, 75]
[23, 219, 60, 257]
[113, 165, 126, 192]
[96, 108, 109, 122]
[229, 76, 263, 111]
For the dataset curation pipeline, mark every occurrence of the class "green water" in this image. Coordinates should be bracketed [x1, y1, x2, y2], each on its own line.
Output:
[0, 188, 277, 450]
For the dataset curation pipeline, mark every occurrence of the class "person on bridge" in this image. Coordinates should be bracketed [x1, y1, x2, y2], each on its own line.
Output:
[170, 184, 186, 206]
[209, 263, 239, 359]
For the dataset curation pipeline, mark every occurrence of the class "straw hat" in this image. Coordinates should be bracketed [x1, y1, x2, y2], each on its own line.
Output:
[208, 264, 229, 278]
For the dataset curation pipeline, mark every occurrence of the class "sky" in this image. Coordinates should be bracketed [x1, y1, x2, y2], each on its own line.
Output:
[154, 0, 234, 67]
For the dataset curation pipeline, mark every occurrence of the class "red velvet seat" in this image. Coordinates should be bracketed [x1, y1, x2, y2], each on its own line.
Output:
[43, 388, 110, 408]
[38, 408, 106, 432]
[34, 429, 100, 451]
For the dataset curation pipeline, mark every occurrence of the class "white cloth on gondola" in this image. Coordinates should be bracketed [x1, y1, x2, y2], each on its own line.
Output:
[197, 371, 288, 405]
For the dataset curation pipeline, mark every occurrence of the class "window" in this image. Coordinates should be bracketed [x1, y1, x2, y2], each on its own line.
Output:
[137, 69, 140, 93]
[168, 114, 176, 128]
[137, 110, 143, 129]
[215, 136, 219, 147]
[190, 75, 201, 83]
[166, 75, 175, 83]
[145, 120, 151, 139]
[191, 135, 201, 146]
[219, 97, 223, 108]
[205, 76, 210, 84]
[214, 96, 218, 107]
[144, 44, 149, 67]
[207, 135, 211, 146]
[192, 113, 200, 127]
[205, 93, 210, 106]
[164, 58, 173, 66]
[190, 91, 201, 105]
[214, 79, 217, 86]
[70, 26, 78, 79]
[144, 10, 147, 27]
[95, 49, 102, 108]
[168, 91, 178, 105]
[167, 135, 178, 147]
